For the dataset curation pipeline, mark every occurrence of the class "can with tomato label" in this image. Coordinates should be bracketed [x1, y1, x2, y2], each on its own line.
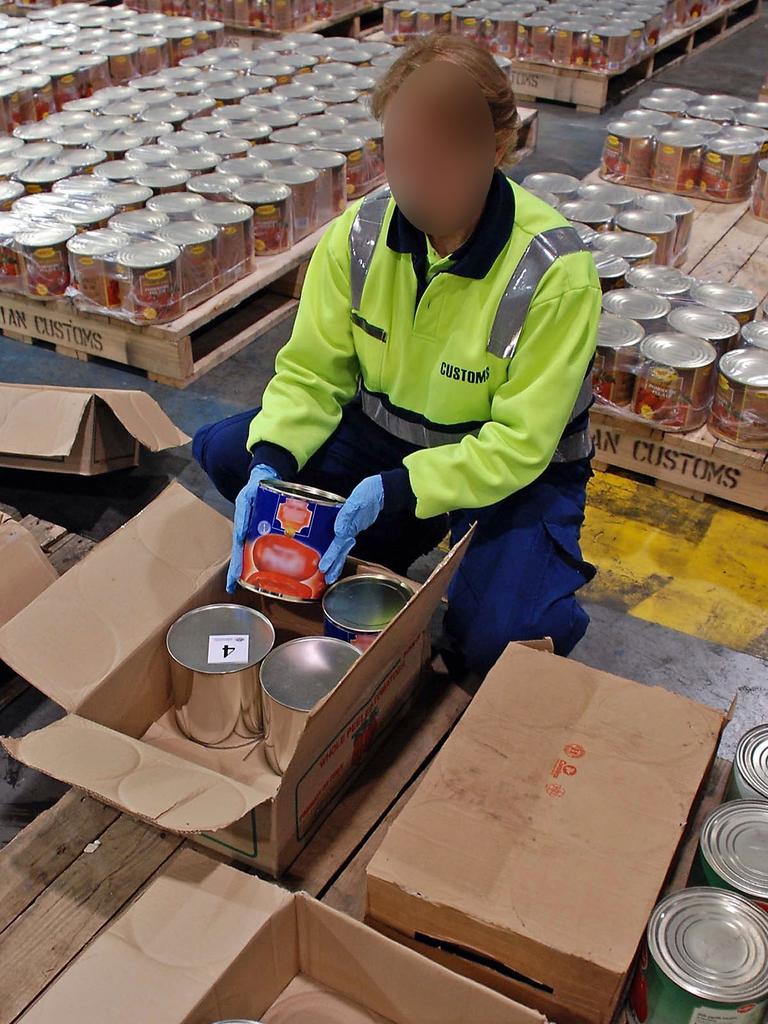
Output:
[701, 138, 761, 202]
[628, 889, 768, 1024]
[710, 348, 768, 449]
[295, 148, 346, 223]
[0, 212, 22, 290]
[18, 224, 75, 298]
[601, 121, 656, 185]
[697, 800, 768, 912]
[67, 229, 129, 310]
[383, 1, 418, 43]
[233, 181, 293, 255]
[602, 287, 671, 333]
[117, 240, 183, 323]
[265, 165, 318, 241]
[728, 725, 768, 802]
[322, 574, 414, 653]
[651, 129, 705, 193]
[317, 133, 368, 199]
[516, 15, 552, 61]
[552, 18, 591, 67]
[633, 332, 717, 429]
[593, 312, 645, 405]
[636, 192, 695, 264]
[158, 220, 218, 306]
[616, 209, 677, 265]
[239, 479, 345, 603]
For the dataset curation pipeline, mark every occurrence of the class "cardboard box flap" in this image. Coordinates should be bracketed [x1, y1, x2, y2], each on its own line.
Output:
[0, 384, 189, 458]
[0, 481, 231, 718]
[0, 384, 93, 457]
[367, 644, 724, 983]
[3, 715, 281, 832]
[0, 520, 58, 628]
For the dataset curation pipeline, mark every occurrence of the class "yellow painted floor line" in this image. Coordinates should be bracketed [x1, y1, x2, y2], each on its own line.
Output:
[582, 473, 768, 659]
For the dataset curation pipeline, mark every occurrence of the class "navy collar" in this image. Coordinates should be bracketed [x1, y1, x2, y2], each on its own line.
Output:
[386, 169, 515, 281]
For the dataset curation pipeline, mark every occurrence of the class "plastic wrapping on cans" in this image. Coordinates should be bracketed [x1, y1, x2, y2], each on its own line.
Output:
[295, 148, 346, 223]
[193, 200, 254, 286]
[233, 181, 293, 255]
[187, 171, 244, 201]
[146, 191, 207, 220]
[135, 168, 191, 194]
[315, 132, 367, 199]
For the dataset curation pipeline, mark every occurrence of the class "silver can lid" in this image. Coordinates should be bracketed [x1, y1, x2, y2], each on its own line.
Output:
[67, 228, 130, 257]
[135, 169, 190, 189]
[735, 725, 768, 800]
[117, 239, 180, 270]
[687, 103, 736, 123]
[166, 603, 274, 674]
[322, 573, 413, 632]
[181, 117, 228, 136]
[668, 305, 740, 341]
[126, 144, 180, 166]
[625, 265, 692, 296]
[592, 230, 657, 262]
[169, 130, 214, 152]
[637, 191, 695, 218]
[649, 86, 700, 103]
[158, 220, 218, 246]
[193, 201, 252, 226]
[597, 312, 645, 350]
[16, 224, 76, 247]
[690, 281, 759, 316]
[296, 149, 346, 171]
[219, 156, 270, 180]
[640, 332, 717, 370]
[201, 136, 252, 157]
[146, 192, 207, 216]
[186, 172, 243, 195]
[221, 123, 273, 143]
[109, 209, 170, 234]
[522, 171, 580, 197]
[266, 166, 318, 187]
[655, 129, 706, 149]
[698, 92, 747, 110]
[677, 116, 723, 138]
[719, 348, 768, 388]
[558, 199, 615, 225]
[259, 636, 359, 711]
[639, 94, 688, 114]
[234, 182, 292, 205]
[577, 182, 636, 208]
[706, 136, 761, 158]
[270, 127, 321, 146]
[740, 321, 768, 352]
[593, 250, 629, 279]
[701, 800, 768, 901]
[602, 287, 671, 320]
[93, 158, 148, 182]
[648, 888, 768, 1001]
[616, 209, 677, 235]
[622, 108, 673, 127]
[169, 152, 219, 173]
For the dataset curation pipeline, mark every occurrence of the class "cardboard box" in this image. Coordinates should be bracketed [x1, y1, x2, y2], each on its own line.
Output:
[0, 519, 58, 629]
[0, 482, 470, 875]
[365, 644, 726, 1024]
[19, 849, 546, 1024]
[0, 383, 189, 474]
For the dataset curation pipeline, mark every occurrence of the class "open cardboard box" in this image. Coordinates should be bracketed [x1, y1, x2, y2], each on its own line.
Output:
[0, 482, 471, 875]
[0, 383, 189, 474]
[0, 518, 58, 629]
[19, 849, 546, 1024]
[365, 643, 726, 1024]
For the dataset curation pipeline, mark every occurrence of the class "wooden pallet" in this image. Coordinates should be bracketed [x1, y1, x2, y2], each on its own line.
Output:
[582, 167, 768, 512]
[221, 1, 382, 46]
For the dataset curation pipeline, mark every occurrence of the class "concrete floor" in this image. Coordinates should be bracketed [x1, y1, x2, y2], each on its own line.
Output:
[1, 17, 767, 842]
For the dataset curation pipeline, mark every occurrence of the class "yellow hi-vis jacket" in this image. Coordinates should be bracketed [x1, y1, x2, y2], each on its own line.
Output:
[248, 177, 601, 520]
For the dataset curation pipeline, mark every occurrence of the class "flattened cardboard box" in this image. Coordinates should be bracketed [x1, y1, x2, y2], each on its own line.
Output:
[366, 644, 725, 1024]
[0, 383, 189, 474]
[20, 849, 546, 1024]
[0, 482, 470, 875]
[0, 519, 58, 629]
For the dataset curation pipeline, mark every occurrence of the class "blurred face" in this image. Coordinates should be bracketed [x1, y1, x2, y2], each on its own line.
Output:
[383, 60, 497, 239]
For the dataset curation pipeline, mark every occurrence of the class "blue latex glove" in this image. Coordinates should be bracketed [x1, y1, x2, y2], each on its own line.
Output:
[226, 464, 278, 593]
[319, 475, 385, 584]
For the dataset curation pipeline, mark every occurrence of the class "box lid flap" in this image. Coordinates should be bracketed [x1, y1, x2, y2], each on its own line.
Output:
[0, 481, 230, 715]
[367, 643, 725, 979]
[0, 520, 58, 628]
[0, 384, 92, 457]
[93, 388, 190, 451]
[3, 715, 281, 831]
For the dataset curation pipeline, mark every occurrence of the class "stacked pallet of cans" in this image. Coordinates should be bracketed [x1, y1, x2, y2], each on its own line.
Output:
[124, 0, 367, 34]
[600, 86, 768, 212]
[627, 724, 768, 1024]
[381, 0, 725, 65]
[522, 171, 768, 450]
[0, 7, 393, 323]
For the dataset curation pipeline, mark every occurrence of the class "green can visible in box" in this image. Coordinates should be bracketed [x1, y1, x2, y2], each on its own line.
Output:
[728, 725, 768, 802]
[697, 799, 768, 913]
[628, 888, 768, 1024]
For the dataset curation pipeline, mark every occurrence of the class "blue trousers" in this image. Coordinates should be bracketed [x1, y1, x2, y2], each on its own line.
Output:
[193, 398, 596, 673]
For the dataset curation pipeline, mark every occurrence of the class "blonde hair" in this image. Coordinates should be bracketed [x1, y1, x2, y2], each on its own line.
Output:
[370, 35, 521, 163]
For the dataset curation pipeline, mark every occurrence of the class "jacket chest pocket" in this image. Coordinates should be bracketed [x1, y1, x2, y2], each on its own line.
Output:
[350, 312, 388, 391]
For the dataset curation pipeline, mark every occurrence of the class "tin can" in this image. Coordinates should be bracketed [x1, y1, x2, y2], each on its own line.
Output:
[295, 148, 346, 223]
[687, 103, 735, 126]
[652, 130, 705, 193]
[623, 108, 674, 129]
[552, 18, 591, 66]
[58, 200, 117, 234]
[625, 264, 692, 298]
[701, 138, 761, 202]
[710, 348, 768, 449]
[482, 10, 519, 56]
[593, 250, 630, 291]
[146, 192, 206, 220]
[135, 168, 191, 194]
[264, 166, 317, 242]
[603, 287, 671, 332]
[522, 171, 580, 202]
[0, 213, 22, 290]
[16, 161, 71, 196]
[689, 282, 759, 326]
[322, 573, 414, 653]
[201, 136, 252, 161]
[221, 122, 273, 147]
[677, 116, 723, 139]
[639, 93, 689, 118]
[697, 800, 768, 912]
[633, 332, 717, 430]
[739, 321, 768, 352]
[17, 224, 75, 298]
[628, 889, 768, 1024]
[195, 201, 253, 284]
[0, 181, 25, 212]
[126, 143, 179, 167]
[383, 1, 418, 43]
[260, 636, 359, 775]
[187, 171, 242, 202]
[601, 121, 655, 185]
[167, 603, 275, 745]
[516, 15, 552, 61]
[67, 228, 129, 310]
[636, 192, 695, 264]
[169, 152, 220, 175]
[719, 125, 768, 159]
[117, 240, 182, 322]
[728, 725, 768, 801]
[616, 209, 677, 265]
[109, 209, 170, 237]
[233, 181, 293, 256]
[590, 24, 631, 70]
[239, 479, 345, 602]
[92, 158, 147, 185]
[98, 184, 154, 214]
[592, 229, 658, 265]
[559, 199, 615, 232]
[316, 133, 367, 199]
[594, 312, 645, 405]
[577, 181, 637, 212]
[668, 305, 740, 357]
[158, 219, 218, 305]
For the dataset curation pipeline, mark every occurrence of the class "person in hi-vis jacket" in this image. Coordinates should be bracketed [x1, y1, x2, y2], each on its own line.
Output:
[194, 35, 601, 675]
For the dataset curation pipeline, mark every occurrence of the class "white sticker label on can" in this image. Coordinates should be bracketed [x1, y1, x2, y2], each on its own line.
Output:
[207, 634, 250, 664]
[689, 1004, 767, 1024]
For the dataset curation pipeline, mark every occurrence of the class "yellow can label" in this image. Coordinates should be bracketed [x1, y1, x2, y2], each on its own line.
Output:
[35, 283, 48, 295]
[224, 225, 237, 235]
[142, 307, 158, 320]
[145, 268, 167, 281]
[190, 244, 205, 255]
[79, 256, 95, 266]
[34, 247, 55, 258]
[662, 145, 674, 154]
[707, 152, 722, 164]
[256, 204, 277, 216]
[607, 134, 619, 146]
